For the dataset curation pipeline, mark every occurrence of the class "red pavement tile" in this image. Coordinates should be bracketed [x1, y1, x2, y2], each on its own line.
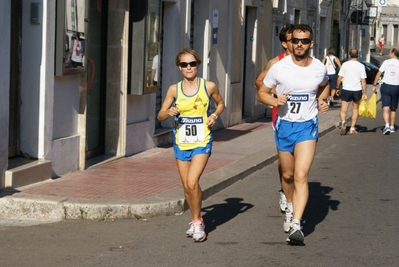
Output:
[20, 118, 269, 200]
[21, 157, 234, 200]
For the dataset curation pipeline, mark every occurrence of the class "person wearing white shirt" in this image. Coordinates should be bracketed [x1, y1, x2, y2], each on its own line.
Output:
[336, 48, 367, 135]
[372, 48, 399, 134]
[257, 24, 330, 245]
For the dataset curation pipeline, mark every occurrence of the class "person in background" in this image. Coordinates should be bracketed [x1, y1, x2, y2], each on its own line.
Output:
[257, 24, 330, 244]
[255, 24, 294, 215]
[150, 54, 159, 86]
[378, 34, 385, 56]
[65, 32, 83, 68]
[157, 48, 225, 242]
[322, 47, 342, 106]
[372, 48, 399, 135]
[336, 48, 367, 135]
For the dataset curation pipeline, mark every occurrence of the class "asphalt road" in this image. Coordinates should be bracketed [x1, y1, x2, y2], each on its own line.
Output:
[1, 101, 398, 267]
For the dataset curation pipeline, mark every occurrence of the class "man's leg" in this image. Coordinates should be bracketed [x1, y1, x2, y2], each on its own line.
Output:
[349, 100, 360, 134]
[285, 140, 317, 244]
[340, 100, 349, 134]
[279, 151, 295, 206]
[292, 140, 317, 222]
[383, 106, 390, 125]
[279, 150, 294, 232]
[390, 110, 396, 128]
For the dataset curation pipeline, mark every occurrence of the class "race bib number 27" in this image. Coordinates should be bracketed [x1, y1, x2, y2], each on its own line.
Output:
[286, 94, 310, 120]
[178, 116, 206, 143]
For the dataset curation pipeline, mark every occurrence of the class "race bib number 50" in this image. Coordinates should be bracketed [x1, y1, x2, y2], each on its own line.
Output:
[178, 116, 205, 143]
[286, 94, 310, 120]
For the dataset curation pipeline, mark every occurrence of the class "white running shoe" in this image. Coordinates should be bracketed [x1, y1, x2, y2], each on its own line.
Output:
[283, 208, 293, 233]
[279, 190, 288, 213]
[383, 126, 390, 135]
[286, 222, 304, 244]
[390, 126, 395, 134]
[186, 221, 195, 237]
[192, 220, 206, 242]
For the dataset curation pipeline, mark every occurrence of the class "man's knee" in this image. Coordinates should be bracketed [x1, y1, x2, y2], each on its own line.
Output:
[281, 171, 294, 182]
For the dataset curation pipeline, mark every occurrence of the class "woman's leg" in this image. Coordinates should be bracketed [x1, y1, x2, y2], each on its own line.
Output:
[176, 154, 209, 221]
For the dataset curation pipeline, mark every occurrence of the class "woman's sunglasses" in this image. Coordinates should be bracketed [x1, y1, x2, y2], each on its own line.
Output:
[291, 38, 312, 44]
[179, 61, 198, 68]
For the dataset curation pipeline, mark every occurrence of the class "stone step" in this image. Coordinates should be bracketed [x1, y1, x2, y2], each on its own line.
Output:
[5, 160, 52, 188]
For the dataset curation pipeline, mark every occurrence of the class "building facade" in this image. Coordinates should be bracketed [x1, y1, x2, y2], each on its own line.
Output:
[1, 0, 334, 189]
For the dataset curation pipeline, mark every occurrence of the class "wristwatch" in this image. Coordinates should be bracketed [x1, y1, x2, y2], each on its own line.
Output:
[211, 113, 218, 119]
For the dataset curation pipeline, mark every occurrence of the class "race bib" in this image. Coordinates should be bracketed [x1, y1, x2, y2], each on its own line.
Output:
[178, 116, 205, 143]
[286, 94, 310, 121]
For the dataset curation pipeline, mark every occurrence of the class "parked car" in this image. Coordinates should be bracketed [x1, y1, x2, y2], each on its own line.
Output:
[360, 61, 383, 84]
[370, 37, 376, 52]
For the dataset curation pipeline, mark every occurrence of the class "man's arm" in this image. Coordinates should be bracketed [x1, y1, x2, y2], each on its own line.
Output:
[372, 71, 382, 92]
[317, 82, 330, 114]
[255, 57, 278, 90]
[361, 78, 367, 98]
[257, 82, 289, 108]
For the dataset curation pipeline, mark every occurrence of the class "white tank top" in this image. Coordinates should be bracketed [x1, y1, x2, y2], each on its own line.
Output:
[325, 56, 337, 75]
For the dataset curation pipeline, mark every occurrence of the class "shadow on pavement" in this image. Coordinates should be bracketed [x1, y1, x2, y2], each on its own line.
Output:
[302, 182, 340, 237]
[201, 197, 254, 235]
[0, 188, 20, 198]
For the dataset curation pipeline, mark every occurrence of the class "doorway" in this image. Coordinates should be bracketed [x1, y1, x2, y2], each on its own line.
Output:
[8, 0, 22, 158]
[85, 0, 107, 161]
[242, 6, 257, 119]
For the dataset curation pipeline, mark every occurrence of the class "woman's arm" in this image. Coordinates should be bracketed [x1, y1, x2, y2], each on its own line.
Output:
[157, 84, 179, 121]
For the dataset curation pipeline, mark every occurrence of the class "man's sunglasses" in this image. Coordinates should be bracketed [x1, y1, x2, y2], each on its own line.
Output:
[179, 61, 198, 68]
[291, 38, 312, 44]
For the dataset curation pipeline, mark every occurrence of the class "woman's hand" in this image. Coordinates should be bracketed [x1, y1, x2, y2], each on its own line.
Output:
[168, 106, 180, 117]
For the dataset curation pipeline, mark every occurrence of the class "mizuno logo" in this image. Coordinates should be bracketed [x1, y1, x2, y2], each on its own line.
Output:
[287, 94, 309, 101]
[180, 117, 203, 124]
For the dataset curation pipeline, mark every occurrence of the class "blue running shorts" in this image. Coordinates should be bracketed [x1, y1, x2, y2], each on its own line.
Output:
[173, 142, 212, 161]
[380, 83, 399, 110]
[274, 117, 319, 153]
[327, 74, 337, 90]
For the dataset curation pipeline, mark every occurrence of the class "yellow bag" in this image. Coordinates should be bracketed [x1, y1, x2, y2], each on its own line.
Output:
[367, 93, 377, 118]
[359, 93, 377, 118]
[359, 99, 367, 117]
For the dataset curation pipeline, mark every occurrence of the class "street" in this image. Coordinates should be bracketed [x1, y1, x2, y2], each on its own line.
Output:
[1, 101, 398, 267]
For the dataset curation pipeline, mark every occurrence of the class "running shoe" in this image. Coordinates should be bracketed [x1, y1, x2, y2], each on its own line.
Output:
[349, 128, 358, 135]
[329, 97, 334, 107]
[383, 126, 390, 135]
[283, 208, 293, 233]
[186, 221, 195, 237]
[286, 223, 304, 244]
[192, 220, 206, 242]
[390, 126, 395, 134]
[340, 121, 347, 135]
[279, 190, 288, 213]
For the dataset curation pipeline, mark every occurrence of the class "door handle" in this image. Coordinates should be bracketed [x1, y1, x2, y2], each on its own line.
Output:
[87, 59, 95, 94]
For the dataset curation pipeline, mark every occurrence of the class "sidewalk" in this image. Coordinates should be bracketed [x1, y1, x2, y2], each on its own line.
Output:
[0, 102, 345, 222]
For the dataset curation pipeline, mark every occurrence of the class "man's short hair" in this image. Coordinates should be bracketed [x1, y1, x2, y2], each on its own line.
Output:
[292, 24, 313, 40]
[279, 24, 294, 43]
[391, 48, 399, 57]
[349, 49, 359, 58]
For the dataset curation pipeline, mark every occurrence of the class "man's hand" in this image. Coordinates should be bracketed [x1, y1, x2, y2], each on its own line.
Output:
[318, 100, 329, 114]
